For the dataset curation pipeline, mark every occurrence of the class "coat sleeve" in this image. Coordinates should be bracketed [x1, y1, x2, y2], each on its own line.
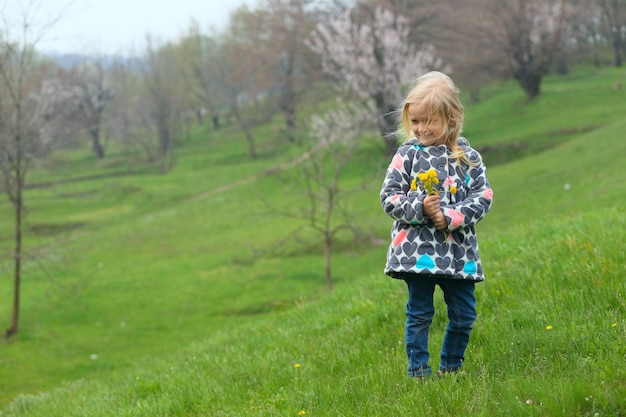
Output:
[380, 145, 428, 225]
[442, 156, 493, 231]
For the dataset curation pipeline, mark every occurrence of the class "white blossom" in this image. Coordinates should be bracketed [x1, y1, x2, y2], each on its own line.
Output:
[306, 7, 447, 147]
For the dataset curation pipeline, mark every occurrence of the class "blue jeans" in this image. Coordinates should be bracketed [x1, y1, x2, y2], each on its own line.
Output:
[403, 274, 477, 377]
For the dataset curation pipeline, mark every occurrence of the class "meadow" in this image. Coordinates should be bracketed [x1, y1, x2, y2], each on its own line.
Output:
[0, 66, 625, 416]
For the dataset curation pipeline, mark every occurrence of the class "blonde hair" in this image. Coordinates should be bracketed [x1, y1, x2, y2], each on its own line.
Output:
[400, 71, 475, 166]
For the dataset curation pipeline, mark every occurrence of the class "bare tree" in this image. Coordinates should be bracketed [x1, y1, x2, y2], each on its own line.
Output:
[260, 0, 321, 142]
[596, 0, 626, 67]
[218, 7, 279, 159]
[307, 6, 442, 155]
[140, 39, 186, 172]
[178, 22, 224, 130]
[0, 1, 59, 338]
[475, 0, 571, 100]
[100, 61, 143, 160]
[279, 101, 375, 291]
[569, 2, 607, 68]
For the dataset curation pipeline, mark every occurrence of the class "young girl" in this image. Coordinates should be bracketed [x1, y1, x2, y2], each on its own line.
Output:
[380, 71, 493, 378]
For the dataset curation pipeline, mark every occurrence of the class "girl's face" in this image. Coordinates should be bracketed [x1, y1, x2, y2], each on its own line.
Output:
[407, 103, 446, 146]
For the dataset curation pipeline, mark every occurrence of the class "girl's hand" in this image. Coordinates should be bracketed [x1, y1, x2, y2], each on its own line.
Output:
[431, 210, 448, 230]
[423, 194, 440, 218]
[423, 194, 448, 230]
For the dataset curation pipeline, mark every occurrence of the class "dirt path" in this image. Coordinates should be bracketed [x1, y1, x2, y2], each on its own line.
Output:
[186, 146, 319, 203]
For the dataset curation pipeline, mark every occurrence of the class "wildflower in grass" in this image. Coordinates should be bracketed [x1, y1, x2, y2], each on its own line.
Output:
[612, 323, 617, 328]
[298, 411, 306, 416]
[546, 325, 553, 330]
[294, 363, 301, 369]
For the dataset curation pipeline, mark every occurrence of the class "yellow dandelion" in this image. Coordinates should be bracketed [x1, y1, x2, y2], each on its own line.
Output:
[415, 169, 440, 195]
[294, 363, 301, 368]
[410, 177, 418, 191]
[546, 325, 553, 330]
[450, 185, 457, 194]
[298, 411, 306, 416]
[612, 323, 618, 328]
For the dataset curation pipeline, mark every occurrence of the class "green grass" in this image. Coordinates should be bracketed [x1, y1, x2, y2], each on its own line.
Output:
[1, 66, 625, 415]
[463, 66, 626, 165]
[2, 210, 624, 416]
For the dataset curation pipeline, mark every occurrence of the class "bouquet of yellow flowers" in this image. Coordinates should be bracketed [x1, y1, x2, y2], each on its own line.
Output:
[411, 168, 453, 241]
[410, 169, 439, 195]
[411, 169, 458, 196]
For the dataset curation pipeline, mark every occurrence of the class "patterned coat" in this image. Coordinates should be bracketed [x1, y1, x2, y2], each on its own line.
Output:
[380, 137, 493, 281]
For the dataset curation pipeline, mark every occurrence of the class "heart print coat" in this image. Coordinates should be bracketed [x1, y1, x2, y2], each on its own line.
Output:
[380, 137, 493, 281]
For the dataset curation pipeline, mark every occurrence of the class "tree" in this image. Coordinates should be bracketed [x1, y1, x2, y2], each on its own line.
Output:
[69, 59, 113, 158]
[596, 0, 626, 67]
[259, 0, 321, 142]
[548, 0, 600, 70]
[140, 39, 186, 172]
[279, 101, 375, 291]
[219, 7, 279, 159]
[37, 60, 113, 158]
[178, 22, 224, 130]
[307, 6, 442, 155]
[478, 0, 571, 100]
[0, 1, 59, 338]
[104, 61, 160, 163]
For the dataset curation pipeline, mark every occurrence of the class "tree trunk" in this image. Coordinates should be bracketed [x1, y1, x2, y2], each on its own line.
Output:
[280, 54, 297, 143]
[244, 131, 258, 160]
[6, 134, 23, 339]
[231, 106, 258, 159]
[90, 128, 106, 159]
[158, 125, 173, 172]
[516, 71, 542, 101]
[284, 106, 296, 143]
[324, 234, 333, 292]
[612, 35, 623, 67]
[555, 55, 568, 75]
[6, 191, 22, 339]
[195, 109, 204, 125]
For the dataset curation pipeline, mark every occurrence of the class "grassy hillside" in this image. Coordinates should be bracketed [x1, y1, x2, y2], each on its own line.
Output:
[1, 66, 625, 415]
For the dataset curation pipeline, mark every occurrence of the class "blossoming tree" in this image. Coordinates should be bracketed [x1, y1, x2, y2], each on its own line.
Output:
[276, 100, 375, 291]
[307, 6, 443, 155]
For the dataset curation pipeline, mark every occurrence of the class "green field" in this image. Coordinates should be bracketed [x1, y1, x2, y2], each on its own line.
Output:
[0, 66, 625, 416]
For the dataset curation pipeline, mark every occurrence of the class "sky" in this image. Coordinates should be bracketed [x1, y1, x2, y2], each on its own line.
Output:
[2, 0, 259, 55]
